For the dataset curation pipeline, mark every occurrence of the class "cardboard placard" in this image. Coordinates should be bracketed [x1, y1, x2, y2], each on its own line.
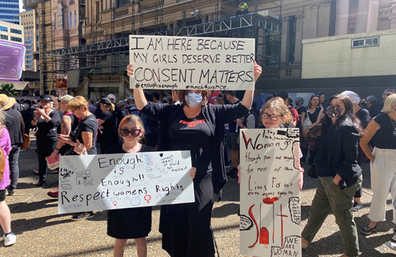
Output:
[239, 128, 301, 257]
[58, 151, 194, 214]
[129, 35, 255, 90]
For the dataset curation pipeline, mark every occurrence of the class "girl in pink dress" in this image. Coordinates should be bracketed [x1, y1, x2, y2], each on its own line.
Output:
[0, 110, 16, 246]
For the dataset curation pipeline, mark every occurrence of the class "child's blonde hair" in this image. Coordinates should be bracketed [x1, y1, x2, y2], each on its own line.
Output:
[260, 97, 293, 126]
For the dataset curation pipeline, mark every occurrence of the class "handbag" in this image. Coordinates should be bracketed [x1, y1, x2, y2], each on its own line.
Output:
[18, 112, 30, 150]
[303, 115, 312, 128]
[307, 125, 322, 139]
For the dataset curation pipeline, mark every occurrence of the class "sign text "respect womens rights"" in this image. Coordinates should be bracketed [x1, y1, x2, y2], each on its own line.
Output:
[129, 35, 255, 91]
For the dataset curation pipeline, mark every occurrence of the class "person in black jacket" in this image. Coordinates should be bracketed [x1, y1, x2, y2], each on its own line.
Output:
[301, 94, 363, 257]
[31, 95, 61, 187]
[0, 94, 23, 196]
[126, 62, 262, 257]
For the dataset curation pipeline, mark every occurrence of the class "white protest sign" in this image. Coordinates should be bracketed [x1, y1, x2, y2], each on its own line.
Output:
[129, 35, 255, 91]
[239, 128, 301, 257]
[58, 151, 194, 214]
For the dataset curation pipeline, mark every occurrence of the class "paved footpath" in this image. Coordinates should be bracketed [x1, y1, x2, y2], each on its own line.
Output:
[3, 136, 396, 256]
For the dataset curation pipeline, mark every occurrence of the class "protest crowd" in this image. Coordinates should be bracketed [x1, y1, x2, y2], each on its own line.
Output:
[0, 61, 396, 256]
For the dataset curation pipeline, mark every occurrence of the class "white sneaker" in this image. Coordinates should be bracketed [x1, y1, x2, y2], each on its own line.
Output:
[385, 241, 396, 251]
[3, 232, 16, 246]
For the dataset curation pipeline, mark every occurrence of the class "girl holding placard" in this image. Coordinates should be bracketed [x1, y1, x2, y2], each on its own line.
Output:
[105, 114, 196, 257]
[105, 115, 153, 257]
[237, 97, 304, 189]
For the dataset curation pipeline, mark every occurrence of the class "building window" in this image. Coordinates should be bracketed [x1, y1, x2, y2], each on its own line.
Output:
[69, 11, 72, 29]
[0, 35, 8, 40]
[27, 60, 33, 64]
[10, 36, 22, 42]
[351, 37, 380, 48]
[0, 26, 7, 32]
[74, 10, 77, 28]
[27, 50, 33, 54]
[10, 28, 22, 34]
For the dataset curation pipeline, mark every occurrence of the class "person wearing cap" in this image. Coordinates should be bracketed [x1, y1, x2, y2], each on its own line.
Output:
[31, 95, 61, 187]
[97, 97, 118, 153]
[0, 94, 23, 196]
[107, 94, 124, 127]
[341, 90, 370, 212]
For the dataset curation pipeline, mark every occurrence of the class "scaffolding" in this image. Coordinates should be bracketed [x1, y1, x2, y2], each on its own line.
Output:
[43, 0, 282, 93]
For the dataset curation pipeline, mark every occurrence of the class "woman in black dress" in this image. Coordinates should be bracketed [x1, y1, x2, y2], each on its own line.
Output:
[127, 62, 262, 257]
[301, 95, 323, 166]
[31, 95, 60, 186]
[97, 97, 118, 153]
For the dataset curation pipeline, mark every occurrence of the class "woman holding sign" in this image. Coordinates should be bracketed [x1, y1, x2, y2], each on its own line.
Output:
[127, 62, 262, 257]
[301, 94, 362, 257]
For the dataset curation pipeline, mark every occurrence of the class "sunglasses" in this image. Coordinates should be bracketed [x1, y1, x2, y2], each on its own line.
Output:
[120, 128, 141, 137]
[261, 113, 282, 120]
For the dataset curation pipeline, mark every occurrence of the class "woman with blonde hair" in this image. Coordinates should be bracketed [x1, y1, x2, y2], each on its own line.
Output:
[47, 95, 79, 198]
[0, 110, 16, 246]
[360, 94, 396, 242]
[58, 96, 98, 220]
[97, 97, 118, 153]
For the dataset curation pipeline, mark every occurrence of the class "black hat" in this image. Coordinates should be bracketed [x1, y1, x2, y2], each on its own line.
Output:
[39, 95, 53, 101]
[100, 97, 112, 105]
[277, 91, 289, 100]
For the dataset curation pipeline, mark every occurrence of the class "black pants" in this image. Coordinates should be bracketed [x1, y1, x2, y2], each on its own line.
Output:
[8, 145, 20, 190]
[236, 9, 249, 17]
[37, 136, 58, 181]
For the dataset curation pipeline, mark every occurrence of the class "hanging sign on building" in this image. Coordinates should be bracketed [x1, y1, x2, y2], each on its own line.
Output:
[129, 35, 255, 91]
[239, 128, 301, 257]
[58, 151, 194, 214]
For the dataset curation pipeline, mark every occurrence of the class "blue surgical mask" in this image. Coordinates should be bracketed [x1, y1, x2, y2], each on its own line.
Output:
[185, 93, 202, 107]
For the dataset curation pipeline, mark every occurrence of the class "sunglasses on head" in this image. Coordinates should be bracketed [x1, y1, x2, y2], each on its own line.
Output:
[120, 128, 141, 137]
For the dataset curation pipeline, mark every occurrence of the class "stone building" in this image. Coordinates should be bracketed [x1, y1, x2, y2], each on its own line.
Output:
[22, 0, 396, 99]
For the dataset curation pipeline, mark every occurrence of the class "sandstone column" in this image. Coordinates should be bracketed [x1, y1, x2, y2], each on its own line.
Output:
[294, 14, 304, 65]
[366, 0, 379, 32]
[335, 0, 350, 35]
[317, 1, 331, 37]
[310, 4, 319, 38]
[281, 17, 289, 66]
[355, 0, 369, 33]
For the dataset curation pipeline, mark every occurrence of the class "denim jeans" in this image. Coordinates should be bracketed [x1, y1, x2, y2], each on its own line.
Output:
[8, 145, 20, 191]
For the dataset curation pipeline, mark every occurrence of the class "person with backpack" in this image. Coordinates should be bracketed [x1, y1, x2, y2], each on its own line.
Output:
[0, 110, 16, 246]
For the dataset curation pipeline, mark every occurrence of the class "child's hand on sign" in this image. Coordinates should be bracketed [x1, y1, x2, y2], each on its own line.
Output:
[237, 165, 241, 184]
[299, 167, 304, 190]
[189, 167, 196, 179]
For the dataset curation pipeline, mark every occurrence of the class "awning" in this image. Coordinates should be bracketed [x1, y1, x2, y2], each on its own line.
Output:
[0, 81, 29, 91]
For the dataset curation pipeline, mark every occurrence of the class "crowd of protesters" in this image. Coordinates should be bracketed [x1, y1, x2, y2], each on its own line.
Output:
[0, 83, 396, 256]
